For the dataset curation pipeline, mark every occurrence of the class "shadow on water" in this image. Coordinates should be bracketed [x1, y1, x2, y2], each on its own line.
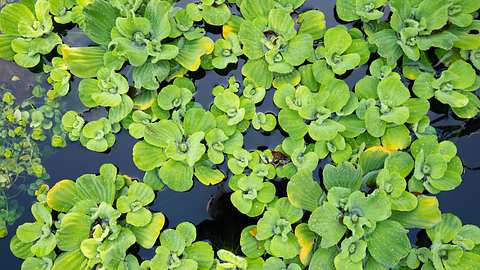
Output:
[1, 0, 480, 267]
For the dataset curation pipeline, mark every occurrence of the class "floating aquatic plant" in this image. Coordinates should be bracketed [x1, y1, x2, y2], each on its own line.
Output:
[2, 0, 480, 269]
[0, 0, 62, 68]
[0, 86, 65, 237]
[10, 164, 166, 270]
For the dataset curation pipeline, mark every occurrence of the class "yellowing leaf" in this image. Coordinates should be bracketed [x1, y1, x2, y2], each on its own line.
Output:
[295, 224, 315, 266]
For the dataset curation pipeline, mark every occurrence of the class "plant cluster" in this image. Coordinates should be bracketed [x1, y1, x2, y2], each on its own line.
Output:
[11, 164, 169, 270]
[0, 83, 66, 238]
[1, 0, 480, 269]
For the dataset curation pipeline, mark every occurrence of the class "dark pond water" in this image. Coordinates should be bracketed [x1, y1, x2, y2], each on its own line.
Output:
[1, 0, 480, 267]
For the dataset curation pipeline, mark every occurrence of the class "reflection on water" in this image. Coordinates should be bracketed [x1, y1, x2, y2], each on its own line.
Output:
[1, 0, 480, 267]
[0, 60, 42, 101]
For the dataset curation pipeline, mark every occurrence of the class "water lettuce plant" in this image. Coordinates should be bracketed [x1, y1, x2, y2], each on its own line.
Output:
[237, 5, 325, 87]
[212, 33, 242, 69]
[11, 164, 165, 269]
[2, 0, 480, 269]
[408, 213, 480, 269]
[355, 72, 422, 138]
[312, 26, 370, 75]
[229, 174, 276, 217]
[132, 106, 227, 191]
[0, 0, 62, 67]
[413, 60, 480, 118]
[409, 135, 463, 194]
[10, 164, 166, 270]
[141, 222, 215, 269]
[79, 117, 117, 152]
[336, 0, 387, 22]
[368, 0, 480, 64]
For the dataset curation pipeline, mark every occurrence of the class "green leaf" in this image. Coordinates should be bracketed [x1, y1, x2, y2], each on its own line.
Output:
[309, 120, 346, 142]
[16, 222, 42, 243]
[184, 108, 216, 135]
[297, 10, 326, 40]
[416, 0, 449, 31]
[278, 109, 308, 139]
[445, 252, 480, 270]
[269, 234, 300, 259]
[78, 79, 101, 108]
[390, 191, 418, 212]
[435, 90, 469, 108]
[378, 74, 410, 107]
[323, 162, 362, 191]
[292, 148, 318, 172]
[133, 141, 166, 171]
[413, 72, 436, 99]
[177, 222, 197, 246]
[194, 163, 224, 186]
[214, 91, 240, 111]
[109, 95, 133, 122]
[127, 207, 152, 227]
[238, 20, 265, 60]
[0, 35, 16, 60]
[143, 170, 165, 191]
[239, 0, 274, 21]
[369, 29, 402, 65]
[381, 125, 411, 151]
[0, 3, 35, 35]
[231, 191, 253, 214]
[21, 257, 53, 270]
[202, 4, 231, 26]
[366, 220, 411, 268]
[427, 213, 462, 243]
[10, 235, 33, 259]
[56, 213, 91, 251]
[448, 60, 477, 89]
[132, 61, 170, 90]
[365, 106, 386, 137]
[308, 202, 346, 248]
[158, 85, 193, 110]
[336, 0, 358, 21]
[83, 0, 119, 46]
[268, 8, 295, 40]
[61, 46, 105, 78]
[390, 196, 442, 229]
[452, 92, 480, 118]
[283, 34, 313, 67]
[184, 241, 215, 270]
[144, 120, 182, 148]
[429, 169, 462, 192]
[159, 229, 186, 253]
[242, 59, 273, 89]
[75, 172, 116, 204]
[308, 247, 336, 270]
[385, 152, 414, 178]
[175, 37, 214, 71]
[287, 171, 324, 211]
[52, 249, 89, 270]
[145, 0, 171, 40]
[324, 26, 352, 55]
[404, 98, 430, 124]
[183, 132, 206, 166]
[240, 225, 265, 258]
[47, 179, 79, 212]
[159, 159, 194, 192]
[129, 182, 155, 205]
[347, 190, 391, 222]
